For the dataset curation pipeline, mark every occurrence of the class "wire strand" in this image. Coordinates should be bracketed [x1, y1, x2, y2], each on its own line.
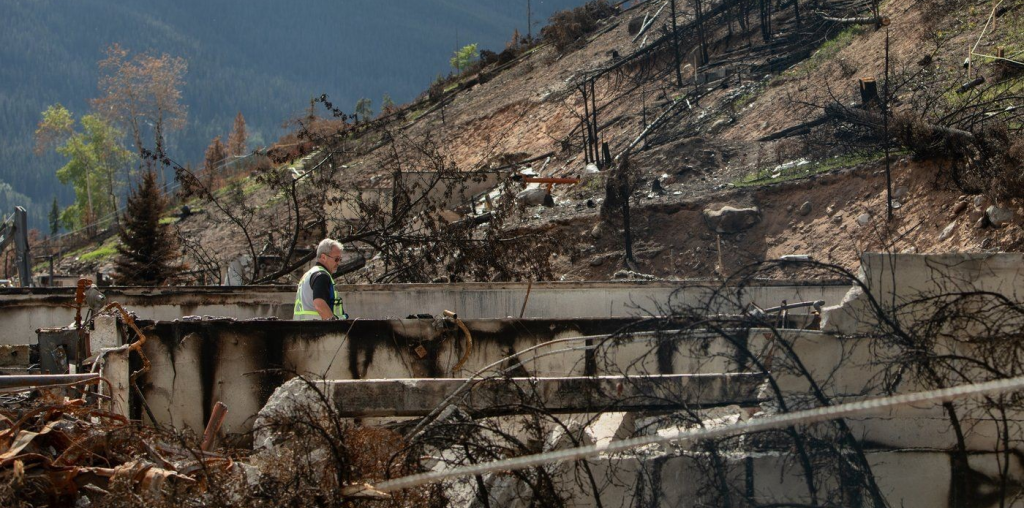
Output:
[373, 375, 1024, 493]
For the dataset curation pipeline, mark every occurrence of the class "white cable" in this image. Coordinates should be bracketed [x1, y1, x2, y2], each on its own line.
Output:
[374, 375, 1024, 493]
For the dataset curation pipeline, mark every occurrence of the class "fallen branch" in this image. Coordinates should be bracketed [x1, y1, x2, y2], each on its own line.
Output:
[823, 104, 976, 146]
[758, 116, 830, 142]
[617, 97, 689, 160]
[632, 1, 667, 43]
[814, 11, 890, 27]
[760, 104, 977, 148]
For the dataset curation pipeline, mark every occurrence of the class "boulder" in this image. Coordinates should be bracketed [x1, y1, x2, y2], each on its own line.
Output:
[703, 205, 761, 234]
[986, 205, 1014, 227]
[253, 378, 332, 453]
[710, 117, 732, 131]
[857, 213, 871, 227]
[938, 222, 957, 241]
[798, 201, 812, 216]
[516, 188, 554, 207]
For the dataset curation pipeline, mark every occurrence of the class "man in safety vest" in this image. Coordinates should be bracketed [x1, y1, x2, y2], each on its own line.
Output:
[293, 238, 348, 320]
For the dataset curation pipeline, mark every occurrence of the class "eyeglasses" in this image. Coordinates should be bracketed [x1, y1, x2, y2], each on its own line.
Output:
[326, 255, 342, 262]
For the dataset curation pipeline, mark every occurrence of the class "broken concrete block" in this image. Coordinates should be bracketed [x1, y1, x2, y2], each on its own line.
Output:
[92, 314, 122, 350]
[703, 205, 761, 234]
[585, 412, 635, 448]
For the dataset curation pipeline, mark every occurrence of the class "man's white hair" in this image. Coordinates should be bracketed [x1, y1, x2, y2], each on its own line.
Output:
[316, 238, 344, 257]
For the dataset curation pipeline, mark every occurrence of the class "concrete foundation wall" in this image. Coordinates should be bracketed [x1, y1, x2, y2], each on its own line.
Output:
[823, 252, 1024, 334]
[0, 281, 848, 345]
[130, 314, 1024, 450]
[136, 317, 661, 434]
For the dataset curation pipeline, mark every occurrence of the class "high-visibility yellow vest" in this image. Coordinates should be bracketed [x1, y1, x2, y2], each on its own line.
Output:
[293, 265, 346, 320]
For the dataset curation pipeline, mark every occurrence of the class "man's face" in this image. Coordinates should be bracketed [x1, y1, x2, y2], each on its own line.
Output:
[321, 247, 342, 274]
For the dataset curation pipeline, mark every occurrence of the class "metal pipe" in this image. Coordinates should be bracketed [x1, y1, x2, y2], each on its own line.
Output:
[201, 401, 229, 451]
[0, 373, 99, 389]
[521, 177, 580, 185]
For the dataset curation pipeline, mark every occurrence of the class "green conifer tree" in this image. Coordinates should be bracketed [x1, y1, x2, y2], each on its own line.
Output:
[48, 197, 61, 236]
[355, 98, 373, 122]
[113, 170, 179, 285]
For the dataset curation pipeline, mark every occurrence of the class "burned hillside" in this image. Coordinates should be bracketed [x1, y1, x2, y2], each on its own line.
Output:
[103, 0, 1023, 288]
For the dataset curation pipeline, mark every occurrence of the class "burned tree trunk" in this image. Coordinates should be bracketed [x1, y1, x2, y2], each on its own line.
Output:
[694, 0, 710, 65]
[602, 155, 637, 265]
[760, 0, 773, 42]
[671, 0, 684, 87]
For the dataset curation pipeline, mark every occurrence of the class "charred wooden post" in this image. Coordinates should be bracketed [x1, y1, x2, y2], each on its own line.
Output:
[590, 78, 600, 167]
[579, 82, 593, 164]
[859, 77, 879, 106]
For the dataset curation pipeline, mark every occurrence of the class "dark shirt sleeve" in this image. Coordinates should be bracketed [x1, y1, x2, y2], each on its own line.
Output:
[309, 271, 333, 304]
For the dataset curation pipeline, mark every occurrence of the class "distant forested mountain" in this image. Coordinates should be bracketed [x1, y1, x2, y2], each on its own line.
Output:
[0, 0, 586, 229]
